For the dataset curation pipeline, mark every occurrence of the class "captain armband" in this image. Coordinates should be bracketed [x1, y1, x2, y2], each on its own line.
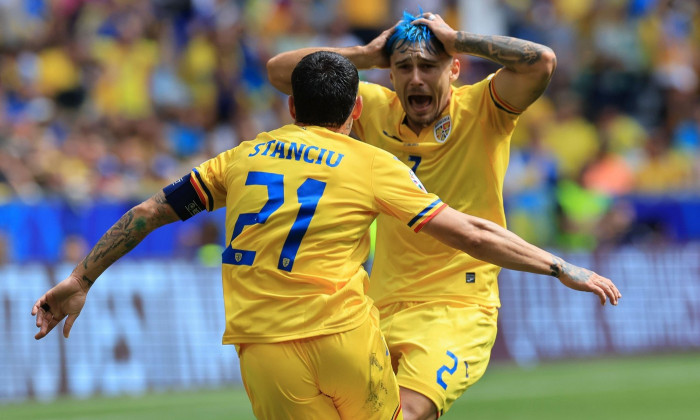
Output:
[163, 173, 206, 221]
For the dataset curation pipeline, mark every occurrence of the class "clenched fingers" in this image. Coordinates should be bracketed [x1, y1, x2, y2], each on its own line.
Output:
[33, 298, 64, 340]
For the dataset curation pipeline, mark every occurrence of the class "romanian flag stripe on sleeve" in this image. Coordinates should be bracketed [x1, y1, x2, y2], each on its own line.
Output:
[191, 168, 214, 211]
[407, 199, 446, 232]
[489, 79, 522, 115]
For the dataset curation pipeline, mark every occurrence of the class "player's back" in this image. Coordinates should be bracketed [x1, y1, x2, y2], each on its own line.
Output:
[195, 124, 387, 344]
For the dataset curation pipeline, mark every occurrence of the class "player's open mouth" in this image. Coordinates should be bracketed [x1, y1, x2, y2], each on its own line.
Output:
[408, 95, 432, 112]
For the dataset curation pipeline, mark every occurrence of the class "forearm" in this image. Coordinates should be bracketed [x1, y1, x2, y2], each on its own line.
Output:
[267, 46, 374, 95]
[73, 191, 178, 288]
[454, 32, 554, 73]
[455, 215, 556, 276]
[423, 207, 555, 276]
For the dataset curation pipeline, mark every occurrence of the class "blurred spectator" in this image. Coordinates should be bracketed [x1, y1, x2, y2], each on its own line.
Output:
[581, 144, 635, 197]
[62, 234, 88, 264]
[635, 129, 693, 193]
[540, 91, 600, 180]
[0, 0, 699, 257]
[340, 0, 390, 43]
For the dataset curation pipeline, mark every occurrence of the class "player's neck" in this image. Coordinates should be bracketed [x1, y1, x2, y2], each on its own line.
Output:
[294, 122, 350, 136]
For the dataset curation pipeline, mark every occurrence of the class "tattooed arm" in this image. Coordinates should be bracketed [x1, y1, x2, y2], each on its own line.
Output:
[267, 26, 395, 95]
[415, 13, 557, 110]
[78, 191, 178, 285]
[422, 206, 621, 306]
[31, 191, 179, 340]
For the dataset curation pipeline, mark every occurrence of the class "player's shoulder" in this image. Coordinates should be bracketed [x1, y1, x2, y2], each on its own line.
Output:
[361, 142, 406, 169]
[359, 81, 396, 100]
[453, 73, 494, 97]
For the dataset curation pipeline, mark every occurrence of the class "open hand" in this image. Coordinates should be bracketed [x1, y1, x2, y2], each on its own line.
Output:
[555, 260, 621, 306]
[411, 12, 458, 56]
[32, 275, 88, 339]
[363, 23, 399, 68]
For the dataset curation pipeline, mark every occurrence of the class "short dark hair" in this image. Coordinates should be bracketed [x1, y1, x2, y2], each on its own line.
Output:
[291, 51, 359, 128]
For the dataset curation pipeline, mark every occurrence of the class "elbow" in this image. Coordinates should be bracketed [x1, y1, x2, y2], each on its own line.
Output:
[459, 231, 486, 258]
[132, 200, 157, 222]
[131, 199, 167, 231]
[266, 56, 290, 94]
[265, 58, 278, 87]
[453, 219, 487, 257]
[539, 47, 557, 79]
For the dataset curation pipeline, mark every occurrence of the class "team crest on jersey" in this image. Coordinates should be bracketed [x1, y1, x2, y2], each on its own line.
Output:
[409, 169, 427, 193]
[282, 258, 290, 268]
[235, 253, 242, 262]
[433, 115, 451, 143]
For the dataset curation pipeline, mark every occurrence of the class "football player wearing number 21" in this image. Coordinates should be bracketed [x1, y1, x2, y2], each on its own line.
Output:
[33, 52, 619, 420]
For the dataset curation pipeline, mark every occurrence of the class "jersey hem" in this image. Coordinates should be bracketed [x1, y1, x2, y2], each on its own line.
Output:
[221, 312, 370, 345]
[375, 295, 501, 310]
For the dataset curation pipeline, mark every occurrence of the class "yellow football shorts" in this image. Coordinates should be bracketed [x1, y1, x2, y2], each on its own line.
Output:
[378, 301, 498, 416]
[238, 309, 403, 420]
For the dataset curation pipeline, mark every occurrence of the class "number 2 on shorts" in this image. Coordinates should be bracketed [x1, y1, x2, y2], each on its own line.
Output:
[436, 350, 459, 390]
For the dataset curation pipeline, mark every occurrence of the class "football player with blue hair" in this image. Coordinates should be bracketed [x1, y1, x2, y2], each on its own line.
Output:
[268, 10, 576, 420]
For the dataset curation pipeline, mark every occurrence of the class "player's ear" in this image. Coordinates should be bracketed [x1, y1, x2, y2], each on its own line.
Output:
[351, 95, 363, 120]
[449, 57, 460, 83]
[288, 96, 296, 120]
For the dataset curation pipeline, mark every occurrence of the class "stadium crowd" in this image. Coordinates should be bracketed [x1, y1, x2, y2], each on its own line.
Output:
[0, 0, 698, 252]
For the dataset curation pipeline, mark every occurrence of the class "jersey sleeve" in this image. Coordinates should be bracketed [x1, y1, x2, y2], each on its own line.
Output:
[370, 151, 447, 232]
[163, 149, 232, 220]
[189, 149, 231, 212]
[463, 71, 521, 135]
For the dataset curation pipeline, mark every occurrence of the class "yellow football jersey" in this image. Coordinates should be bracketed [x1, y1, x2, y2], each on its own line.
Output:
[189, 124, 445, 344]
[355, 74, 520, 307]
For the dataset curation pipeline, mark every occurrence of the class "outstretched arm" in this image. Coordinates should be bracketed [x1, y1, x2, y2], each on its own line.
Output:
[267, 26, 395, 95]
[415, 13, 556, 110]
[31, 191, 179, 340]
[422, 206, 621, 305]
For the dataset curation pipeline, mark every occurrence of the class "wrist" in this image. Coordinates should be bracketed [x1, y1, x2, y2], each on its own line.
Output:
[549, 256, 563, 278]
[70, 270, 95, 292]
[350, 45, 381, 69]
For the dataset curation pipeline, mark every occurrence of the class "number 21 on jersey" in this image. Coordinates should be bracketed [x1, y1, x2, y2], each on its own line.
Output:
[222, 171, 326, 272]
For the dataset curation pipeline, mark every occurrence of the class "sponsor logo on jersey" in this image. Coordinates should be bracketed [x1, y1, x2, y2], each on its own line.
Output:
[434, 115, 451, 143]
[409, 169, 427, 192]
[466, 272, 476, 283]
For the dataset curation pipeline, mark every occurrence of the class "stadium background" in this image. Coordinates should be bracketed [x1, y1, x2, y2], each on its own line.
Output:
[1, 0, 699, 418]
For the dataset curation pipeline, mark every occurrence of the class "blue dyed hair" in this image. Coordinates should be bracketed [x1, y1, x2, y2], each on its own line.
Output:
[385, 9, 445, 57]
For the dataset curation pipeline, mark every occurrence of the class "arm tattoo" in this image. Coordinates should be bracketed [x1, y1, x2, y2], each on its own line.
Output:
[550, 257, 562, 278]
[81, 275, 95, 288]
[550, 256, 593, 284]
[152, 190, 179, 226]
[455, 32, 546, 67]
[79, 191, 178, 285]
[82, 208, 142, 271]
